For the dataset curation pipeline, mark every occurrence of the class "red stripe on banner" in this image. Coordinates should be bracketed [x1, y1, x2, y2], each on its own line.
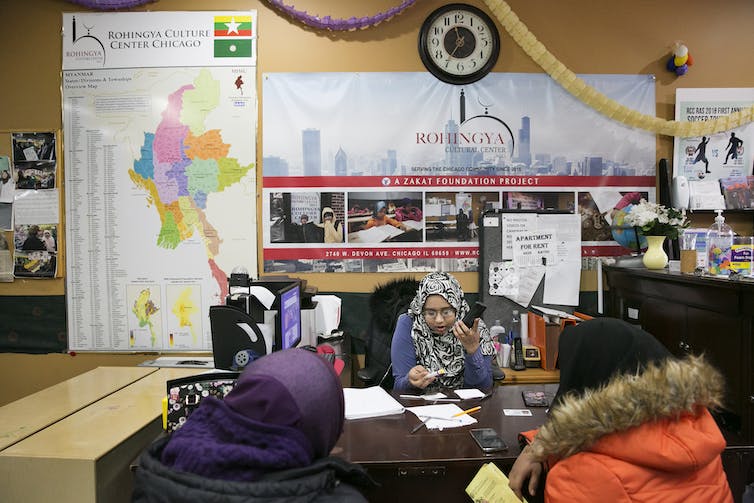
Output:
[264, 246, 480, 260]
[262, 175, 655, 189]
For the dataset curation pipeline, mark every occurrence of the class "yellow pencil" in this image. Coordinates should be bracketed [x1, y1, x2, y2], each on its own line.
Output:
[452, 405, 481, 417]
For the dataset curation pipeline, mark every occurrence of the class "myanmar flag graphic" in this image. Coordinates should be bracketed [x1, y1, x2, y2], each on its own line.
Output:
[214, 16, 253, 37]
[213, 15, 253, 58]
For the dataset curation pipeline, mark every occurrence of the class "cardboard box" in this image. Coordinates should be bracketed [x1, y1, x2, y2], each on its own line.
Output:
[527, 311, 593, 370]
[527, 312, 561, 370]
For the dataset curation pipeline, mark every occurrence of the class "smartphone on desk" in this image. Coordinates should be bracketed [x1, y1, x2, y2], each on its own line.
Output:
[470, 427, 507, 453]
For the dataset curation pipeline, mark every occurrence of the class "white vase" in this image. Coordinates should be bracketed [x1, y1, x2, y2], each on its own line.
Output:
[642, 235, 668, 269]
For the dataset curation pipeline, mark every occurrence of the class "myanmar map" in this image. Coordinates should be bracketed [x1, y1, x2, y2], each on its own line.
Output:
[64, 66, 256, 351]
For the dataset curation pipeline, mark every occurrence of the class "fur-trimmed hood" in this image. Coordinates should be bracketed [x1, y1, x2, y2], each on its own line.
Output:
[369, 278, 420, 333]
[530, 355, 725, 463]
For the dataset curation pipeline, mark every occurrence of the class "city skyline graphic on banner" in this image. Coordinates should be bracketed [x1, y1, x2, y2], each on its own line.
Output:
[263, 73, 656, 179]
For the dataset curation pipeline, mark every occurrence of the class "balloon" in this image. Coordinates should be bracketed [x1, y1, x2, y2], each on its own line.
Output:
[674, 54, 688, 66]
[686, 53, 694, 66]
[675, 64, 688, 76]
[673, 44, 688, 57]
[666, 56, 677, 71]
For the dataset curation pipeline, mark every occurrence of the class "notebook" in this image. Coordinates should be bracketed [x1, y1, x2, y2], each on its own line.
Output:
[343, 386, 405, 419]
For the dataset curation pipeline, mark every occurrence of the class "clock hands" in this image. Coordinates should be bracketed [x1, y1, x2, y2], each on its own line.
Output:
[447, 26, 465, 60]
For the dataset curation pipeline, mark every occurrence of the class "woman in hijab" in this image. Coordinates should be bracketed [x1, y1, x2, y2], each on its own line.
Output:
[508, 318, 732, 502]
[132, 348, 375, 502]
[391, 272, 496, 391]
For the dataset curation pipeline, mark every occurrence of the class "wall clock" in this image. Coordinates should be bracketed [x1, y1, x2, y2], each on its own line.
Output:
[418, 3, 500, 85]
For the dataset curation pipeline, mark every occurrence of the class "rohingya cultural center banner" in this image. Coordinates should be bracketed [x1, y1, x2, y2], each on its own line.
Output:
[262, 73, 656, 274]
[62, 11, 258, 352]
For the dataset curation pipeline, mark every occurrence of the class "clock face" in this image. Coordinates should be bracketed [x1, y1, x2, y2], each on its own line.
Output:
[418, 3, 500, 85]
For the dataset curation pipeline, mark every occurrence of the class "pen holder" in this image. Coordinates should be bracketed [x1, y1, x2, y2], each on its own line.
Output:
[498, 343, 511, 368]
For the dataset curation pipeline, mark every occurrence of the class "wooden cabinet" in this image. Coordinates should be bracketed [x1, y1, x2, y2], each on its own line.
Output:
[603, 265, 753, 442]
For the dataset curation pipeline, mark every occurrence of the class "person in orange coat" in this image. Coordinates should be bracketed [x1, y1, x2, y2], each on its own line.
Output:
[508, 318, 732, 502]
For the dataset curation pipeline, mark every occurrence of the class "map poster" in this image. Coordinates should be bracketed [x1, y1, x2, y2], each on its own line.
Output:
[62, 11, 257, 352]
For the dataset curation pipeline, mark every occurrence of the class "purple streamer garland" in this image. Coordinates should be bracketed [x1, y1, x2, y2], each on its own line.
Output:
[64, 0, 155, 9]
[266, 0, 417, 30]
[63, 0, 416, 31]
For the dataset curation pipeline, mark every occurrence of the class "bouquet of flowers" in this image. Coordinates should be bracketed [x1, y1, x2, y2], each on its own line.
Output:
[623, 198, 690, 240]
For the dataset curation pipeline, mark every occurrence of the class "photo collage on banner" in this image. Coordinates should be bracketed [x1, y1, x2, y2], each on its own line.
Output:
[262, 73, 656, 273]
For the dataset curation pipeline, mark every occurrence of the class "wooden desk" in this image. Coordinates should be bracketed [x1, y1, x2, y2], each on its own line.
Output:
[0, 366, 156, 452]
[0, 367, 205, 503]
[334, 384, 556, 502]
[501, 367, 560, 384]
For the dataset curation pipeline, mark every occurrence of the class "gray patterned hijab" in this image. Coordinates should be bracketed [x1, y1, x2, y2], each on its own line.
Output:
[408, 272, 495, 388]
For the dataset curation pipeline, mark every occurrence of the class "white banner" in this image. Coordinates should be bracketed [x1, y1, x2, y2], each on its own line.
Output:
[62, 11, 256, 69]
[262, 72, 656, 273]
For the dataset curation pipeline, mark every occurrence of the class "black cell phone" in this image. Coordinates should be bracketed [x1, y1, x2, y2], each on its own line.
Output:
[522, 390, 550, 407]
[462, 302, 487, 327]
[470, 428, 507, 453]
[511, 337, 526, 371]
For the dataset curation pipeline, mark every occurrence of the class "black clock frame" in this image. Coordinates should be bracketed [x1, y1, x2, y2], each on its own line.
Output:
[418, 3, 500, 85]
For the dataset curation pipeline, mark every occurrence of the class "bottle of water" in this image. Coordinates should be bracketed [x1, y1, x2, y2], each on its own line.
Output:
[510, 310, 521, 340]
[706, 209, 734, 276]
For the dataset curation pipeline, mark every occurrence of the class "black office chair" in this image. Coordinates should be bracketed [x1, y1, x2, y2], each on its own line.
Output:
[721, 444, 754, 503]
[357, 277, 419, 389]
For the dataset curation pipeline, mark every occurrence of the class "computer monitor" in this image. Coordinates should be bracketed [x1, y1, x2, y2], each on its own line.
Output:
[278, 282, 301, 351]
[251, 279, 302, 352]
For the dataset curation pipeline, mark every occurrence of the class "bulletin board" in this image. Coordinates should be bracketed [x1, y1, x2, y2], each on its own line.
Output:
[478, 209, 580, 329]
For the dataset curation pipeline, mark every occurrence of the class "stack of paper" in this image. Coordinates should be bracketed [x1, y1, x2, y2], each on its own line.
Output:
[407, 404, 477, 430]
[343, 386, 405, 419]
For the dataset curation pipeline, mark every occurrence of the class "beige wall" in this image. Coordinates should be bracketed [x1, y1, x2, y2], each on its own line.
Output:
[1, 0, 753, 404]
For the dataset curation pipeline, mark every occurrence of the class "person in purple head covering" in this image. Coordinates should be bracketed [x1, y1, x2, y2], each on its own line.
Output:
[132, 348, 375, 502]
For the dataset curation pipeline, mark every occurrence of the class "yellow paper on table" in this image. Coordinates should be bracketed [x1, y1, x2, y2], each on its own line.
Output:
[466, 462, 528, 503]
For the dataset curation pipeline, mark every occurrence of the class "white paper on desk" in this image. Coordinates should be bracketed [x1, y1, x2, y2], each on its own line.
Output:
[455, 388, 486, 399]
[344, 386, 405, 419]
[407, 404, 477, 430]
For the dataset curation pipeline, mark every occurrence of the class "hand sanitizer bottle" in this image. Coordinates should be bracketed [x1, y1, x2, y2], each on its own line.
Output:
[706, 209, 734, 276]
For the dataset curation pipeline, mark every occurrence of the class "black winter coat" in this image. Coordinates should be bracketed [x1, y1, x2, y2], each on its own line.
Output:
[132, 436, 375, 503]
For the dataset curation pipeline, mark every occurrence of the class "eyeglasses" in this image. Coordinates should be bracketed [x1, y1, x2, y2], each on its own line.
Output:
[423, 308, 456, 320]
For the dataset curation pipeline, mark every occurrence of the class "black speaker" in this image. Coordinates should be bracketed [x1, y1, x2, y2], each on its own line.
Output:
[658, 158, 679, 259]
